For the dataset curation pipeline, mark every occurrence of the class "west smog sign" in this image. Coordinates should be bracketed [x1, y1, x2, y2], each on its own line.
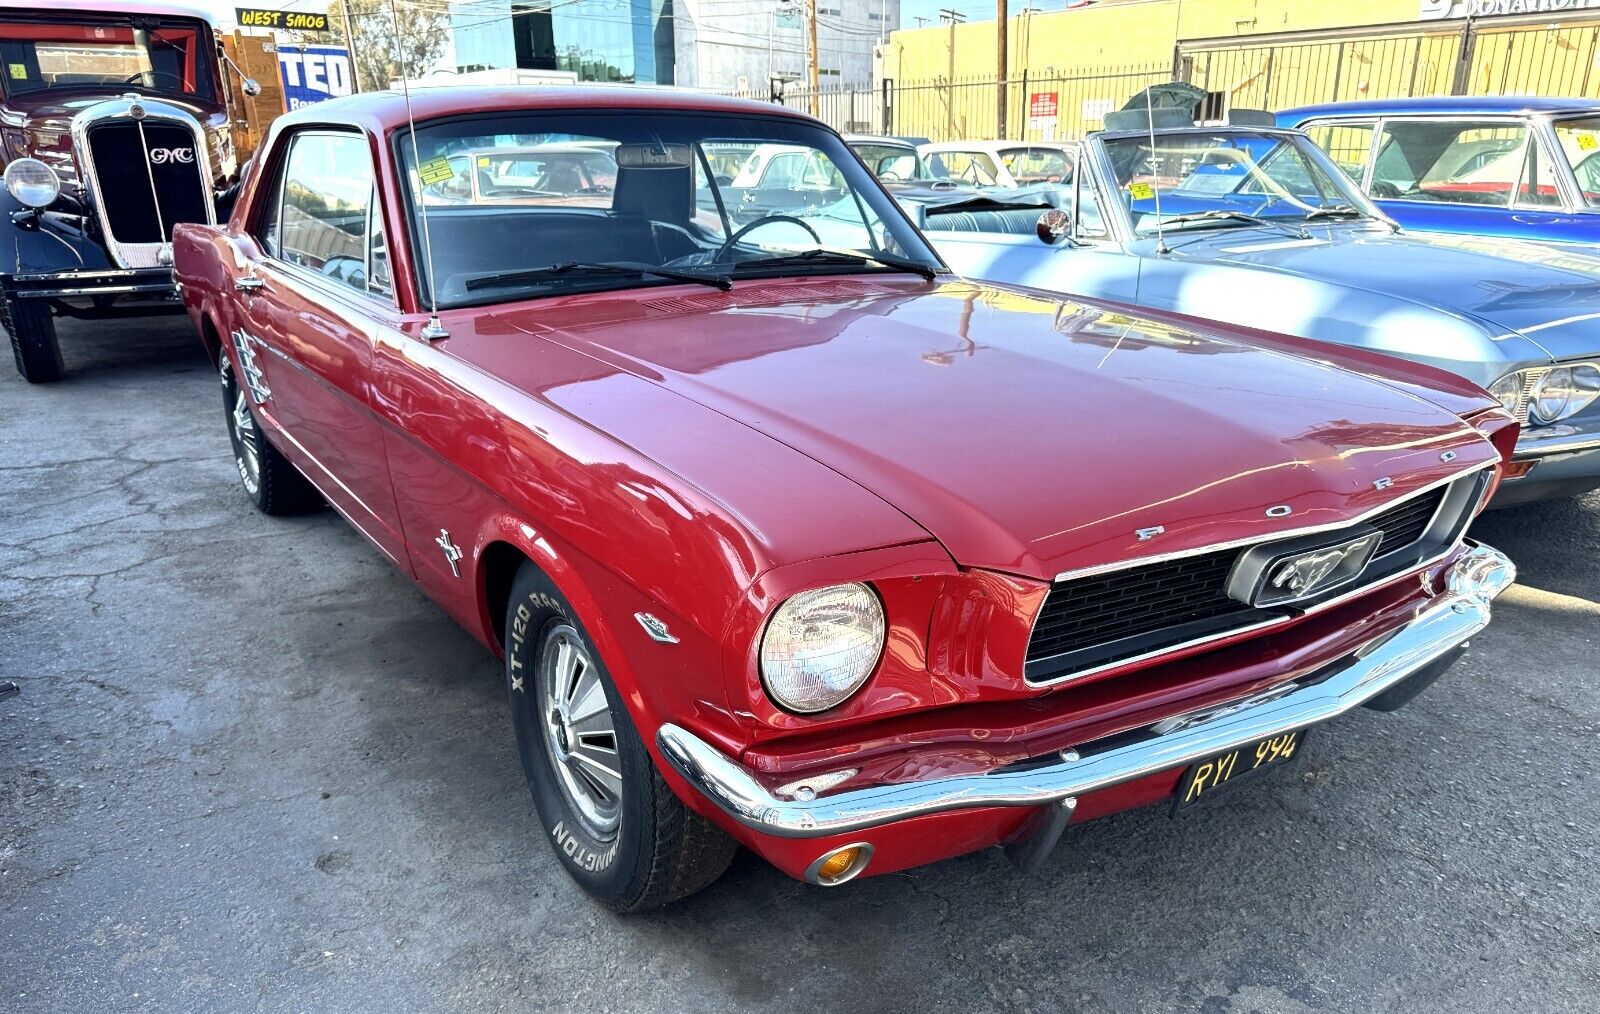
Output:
[236, 7, 331, 32]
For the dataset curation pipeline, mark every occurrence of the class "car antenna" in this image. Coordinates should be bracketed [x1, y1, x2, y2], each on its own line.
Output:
[1147, 92, 1169, 256]
[389, 0, 448, 341]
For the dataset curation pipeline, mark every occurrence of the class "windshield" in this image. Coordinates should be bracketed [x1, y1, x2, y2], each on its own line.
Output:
[1101, 131, 1376, 235]
[1552, 116, 1600, 207]
[0, 19, 214, 100]
[400, 111, 943, 308]
[1000, 146, 1073, 183]
[850, 142, 937, 182]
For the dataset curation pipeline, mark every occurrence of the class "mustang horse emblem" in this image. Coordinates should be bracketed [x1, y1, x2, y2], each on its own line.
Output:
[1265, 531, 1383, 601]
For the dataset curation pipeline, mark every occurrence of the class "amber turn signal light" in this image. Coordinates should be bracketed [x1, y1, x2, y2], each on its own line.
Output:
[1502, 459, 1540, 480]
[805, 843, 874, 886]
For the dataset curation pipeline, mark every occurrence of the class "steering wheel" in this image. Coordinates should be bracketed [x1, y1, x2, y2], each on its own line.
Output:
[711, 215, 821, 262]
[879, 170, 903, 182]
[1370, 180, 1402, 199]
[125, 70, 185, 88]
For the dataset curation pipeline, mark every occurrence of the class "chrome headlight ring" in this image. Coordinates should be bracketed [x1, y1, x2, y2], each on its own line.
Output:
[4, 157, 61, 209]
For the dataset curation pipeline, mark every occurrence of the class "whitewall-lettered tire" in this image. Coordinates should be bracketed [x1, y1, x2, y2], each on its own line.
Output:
[505, 562, 736, 912]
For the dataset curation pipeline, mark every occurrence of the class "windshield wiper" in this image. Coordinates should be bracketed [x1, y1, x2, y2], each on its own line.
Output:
[1155, 210, 1308, 239]
[1301, 205, 1368, 221]
[464, 260, 730, 293]
[732, 247, 939, 281]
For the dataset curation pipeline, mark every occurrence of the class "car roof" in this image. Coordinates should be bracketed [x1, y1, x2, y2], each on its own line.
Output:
[1281, 95, 1600, 120]
[1092, 124, 1296, 141]
[271, 86, 820, 135]
[845, 134, 914, 148]
[0, 0, 217, 22]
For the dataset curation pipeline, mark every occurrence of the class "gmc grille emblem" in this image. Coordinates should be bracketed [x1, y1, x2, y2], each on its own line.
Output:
[149, 147, 195, 165]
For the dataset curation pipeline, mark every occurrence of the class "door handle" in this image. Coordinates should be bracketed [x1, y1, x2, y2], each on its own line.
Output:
[234, 276, 265, 292]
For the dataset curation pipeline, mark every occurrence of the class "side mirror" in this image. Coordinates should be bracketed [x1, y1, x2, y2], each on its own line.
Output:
[1036, 208, 1071, 245]
[242, 78, 262, 98]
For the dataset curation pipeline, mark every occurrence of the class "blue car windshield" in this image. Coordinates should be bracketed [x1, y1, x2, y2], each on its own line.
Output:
[1101, 131, 1376, 234]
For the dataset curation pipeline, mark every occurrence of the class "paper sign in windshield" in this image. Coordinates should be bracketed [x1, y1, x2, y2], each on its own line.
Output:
[1129, 182, 1156, 200]
[417, 157, 457, 185]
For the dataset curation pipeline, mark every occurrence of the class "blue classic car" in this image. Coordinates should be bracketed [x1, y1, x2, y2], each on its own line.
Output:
[1279, 96, 1600, 246]
[921, 123, 1600, 505]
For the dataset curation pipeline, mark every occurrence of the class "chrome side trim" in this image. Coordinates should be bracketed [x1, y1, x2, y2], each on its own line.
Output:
[658, 543, 1514, 839]
[1514, 423, 1600, 460]
[1049, 461, 1491, 585]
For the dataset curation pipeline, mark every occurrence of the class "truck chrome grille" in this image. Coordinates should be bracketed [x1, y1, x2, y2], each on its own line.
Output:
[83, 119, 211, 266]
[1024, 473, 1483, 686]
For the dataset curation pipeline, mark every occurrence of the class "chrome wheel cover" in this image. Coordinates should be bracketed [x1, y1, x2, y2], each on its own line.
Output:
[538, 624, 622, 839]
[230, 387, 262, 491]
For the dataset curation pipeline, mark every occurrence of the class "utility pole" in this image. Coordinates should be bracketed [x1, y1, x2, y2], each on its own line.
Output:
[996, 0, 1008, 139]
[340, 0, 361, 92]
[805, 0, 819, 116]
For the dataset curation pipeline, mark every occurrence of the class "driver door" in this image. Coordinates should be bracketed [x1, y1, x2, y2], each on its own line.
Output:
[236, 128, 409, 567]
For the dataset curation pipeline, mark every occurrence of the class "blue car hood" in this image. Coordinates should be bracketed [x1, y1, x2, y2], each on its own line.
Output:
[1169, 226, 1600, 362]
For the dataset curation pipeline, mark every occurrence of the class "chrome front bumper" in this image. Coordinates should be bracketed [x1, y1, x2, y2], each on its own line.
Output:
[658, 543, 1515, 840]
[1513, 420, 1600, 460]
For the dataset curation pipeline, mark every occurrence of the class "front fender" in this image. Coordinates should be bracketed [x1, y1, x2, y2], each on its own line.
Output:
[0, 188, 116, 280]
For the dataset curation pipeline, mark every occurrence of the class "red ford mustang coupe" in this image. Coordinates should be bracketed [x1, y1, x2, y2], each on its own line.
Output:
[174, 87, 1519, 911]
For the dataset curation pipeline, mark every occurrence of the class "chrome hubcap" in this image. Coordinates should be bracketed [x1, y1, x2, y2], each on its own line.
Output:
[538, 625, 621, 839]
[231, 388, 262, 488]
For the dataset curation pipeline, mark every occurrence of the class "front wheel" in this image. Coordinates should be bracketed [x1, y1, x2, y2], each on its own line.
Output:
[219, 355, 320, 515]
[506, 563, 736, 911]
[3, 295, 64, 383]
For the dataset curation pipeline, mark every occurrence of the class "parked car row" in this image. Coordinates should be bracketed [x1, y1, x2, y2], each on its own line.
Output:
[0, 12, 1557, 912]
[917, 118, 1600, 506]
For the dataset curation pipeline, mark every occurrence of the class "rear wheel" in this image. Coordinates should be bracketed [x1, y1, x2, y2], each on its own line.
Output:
[220, 355, 319, 515]
[3, 295, 64, 384]
[506, 563, 736, 911]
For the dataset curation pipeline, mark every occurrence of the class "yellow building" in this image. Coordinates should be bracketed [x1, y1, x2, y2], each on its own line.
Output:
[879, 0, 1600, 140]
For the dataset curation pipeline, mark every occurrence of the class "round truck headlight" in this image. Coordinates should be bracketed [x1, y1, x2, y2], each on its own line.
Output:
[1530, 366, 1578, 424]
[4, 158, 60, 209]
[759, 583, 885, 714]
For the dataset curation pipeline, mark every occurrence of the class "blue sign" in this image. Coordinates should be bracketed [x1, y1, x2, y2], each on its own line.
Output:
[277, 45, 353, 109]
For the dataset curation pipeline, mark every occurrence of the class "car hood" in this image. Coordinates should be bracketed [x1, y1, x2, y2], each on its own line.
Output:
[1170, 226, 1600, 362]
[485, 277, 1498, 581]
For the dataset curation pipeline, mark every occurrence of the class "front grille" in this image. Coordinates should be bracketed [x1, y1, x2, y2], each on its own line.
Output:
[1025, 474, 1481, 685]
[1026, 550, 1258, 673]
[84, 119, 209, 260]
[1370, 485, 1446, 554]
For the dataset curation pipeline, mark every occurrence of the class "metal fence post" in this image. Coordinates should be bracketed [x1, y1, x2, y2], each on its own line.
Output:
[882, 77, 893, 134]
[1452, 17, 1477, 95]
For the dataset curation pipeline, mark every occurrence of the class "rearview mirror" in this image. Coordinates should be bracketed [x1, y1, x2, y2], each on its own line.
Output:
[242, 78, 261, 98]
[1036, 209, 1071, 245]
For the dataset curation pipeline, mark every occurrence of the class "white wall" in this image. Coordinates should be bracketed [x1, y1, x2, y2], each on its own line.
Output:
[674, 0, 898, 91]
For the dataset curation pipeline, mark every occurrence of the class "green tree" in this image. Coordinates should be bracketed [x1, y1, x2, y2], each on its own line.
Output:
[297, 0, 449, 92]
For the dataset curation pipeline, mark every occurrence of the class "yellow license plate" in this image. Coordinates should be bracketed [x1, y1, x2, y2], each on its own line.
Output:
[1173, 729, 1306, 813]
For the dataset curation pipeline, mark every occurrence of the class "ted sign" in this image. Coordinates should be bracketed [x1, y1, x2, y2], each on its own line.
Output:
[278, 46, 354, 109]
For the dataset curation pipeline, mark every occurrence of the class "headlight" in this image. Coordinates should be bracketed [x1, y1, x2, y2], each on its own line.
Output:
[1569, 363, 1600, 419]
[759, 583, 885, 713]
[1487, 371, 1526, 418]
[1530, 367, 1576, 423]
[4, 158, 60, 209]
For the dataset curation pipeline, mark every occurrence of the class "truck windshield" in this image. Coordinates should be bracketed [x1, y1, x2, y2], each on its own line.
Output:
[0, 20, 215, 101]
[399, 110, 945, 308]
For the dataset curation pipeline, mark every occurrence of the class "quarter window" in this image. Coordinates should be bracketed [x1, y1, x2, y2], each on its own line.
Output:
[1515, 138, 1562, 208]
[260, 131, 390, 298]
[1302, 121, 1375, 186]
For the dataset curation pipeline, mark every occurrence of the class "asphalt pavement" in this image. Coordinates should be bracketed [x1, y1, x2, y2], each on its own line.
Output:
[1, 315, 1597, 1013]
